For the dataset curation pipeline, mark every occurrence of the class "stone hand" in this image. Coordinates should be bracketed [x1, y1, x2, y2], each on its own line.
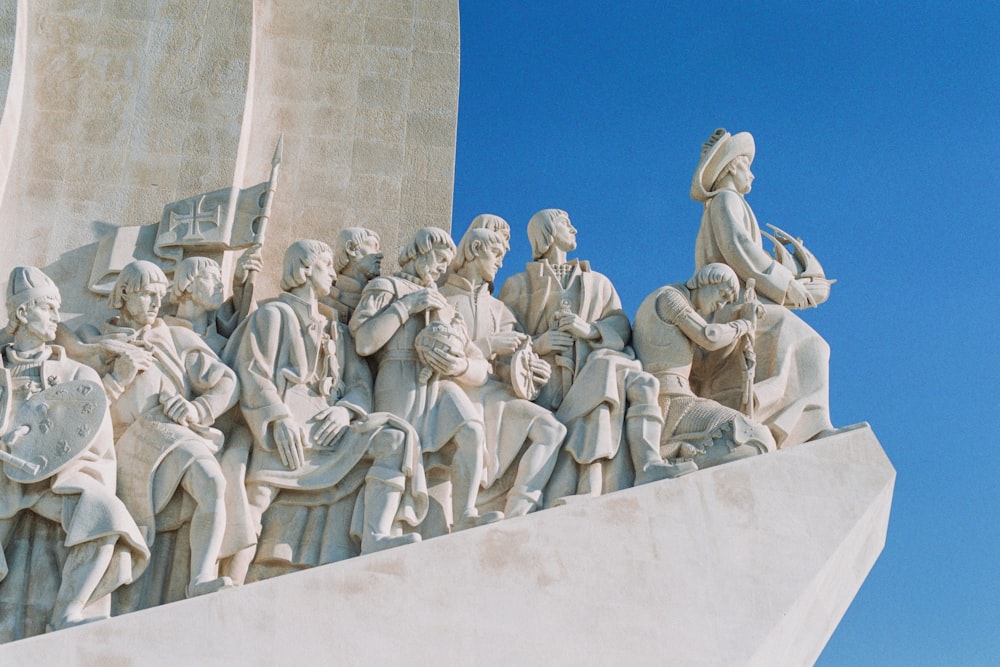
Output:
[313, 405, 352, 448]
[784, 279, 817, 310]
[490, 331, 526, 356]
[161, 394, 200, 427]
[534, 329, 574, 355]
[234, 245, 264, 284]
[424, 346, 467, 376]
[113, 348, 154, 385]
[556, 312, 598, 340]
[402, 288, 448, 316]
[529, 357, 552, 384]
[273, 417, 306, 470]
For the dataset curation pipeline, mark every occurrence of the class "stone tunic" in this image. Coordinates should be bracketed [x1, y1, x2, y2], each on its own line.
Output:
[498, 260, 644, 465]
[232, 293, 424, 506]
[351, 274, 487, 465]
[96, 319, 239, 545]
[228, 292, 427, 565]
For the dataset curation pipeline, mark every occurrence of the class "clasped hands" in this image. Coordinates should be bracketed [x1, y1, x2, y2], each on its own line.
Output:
[272, 406, 352, 470]
[534, 312, 598, 355]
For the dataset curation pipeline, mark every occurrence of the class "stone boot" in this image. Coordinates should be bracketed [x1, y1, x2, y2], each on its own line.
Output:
[360, 467, 421, 554]
[627, 411, 697, 485]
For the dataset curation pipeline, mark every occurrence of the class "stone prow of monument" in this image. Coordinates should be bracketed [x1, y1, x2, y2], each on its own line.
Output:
[0, 425, 894, 665]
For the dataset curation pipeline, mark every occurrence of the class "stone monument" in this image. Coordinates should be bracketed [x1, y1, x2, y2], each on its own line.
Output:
[0, 1, 893, 664]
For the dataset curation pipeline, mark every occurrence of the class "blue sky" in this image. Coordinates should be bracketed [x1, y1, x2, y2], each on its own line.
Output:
[452, 2, 999, 664]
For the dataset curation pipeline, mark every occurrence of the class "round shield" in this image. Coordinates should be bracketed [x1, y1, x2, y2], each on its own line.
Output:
[3, 380, 108, 484]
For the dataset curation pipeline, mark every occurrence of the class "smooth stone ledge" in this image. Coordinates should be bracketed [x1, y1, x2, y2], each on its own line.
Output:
[0, 423, 894, 666]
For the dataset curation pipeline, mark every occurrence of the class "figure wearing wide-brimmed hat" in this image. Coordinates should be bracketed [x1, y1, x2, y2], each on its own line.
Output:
[690, 129, 835, 448]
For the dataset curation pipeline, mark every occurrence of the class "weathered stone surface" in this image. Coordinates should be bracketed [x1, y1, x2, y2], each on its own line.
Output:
[0, 0, 459, 318]
[0, 425, 894, 665]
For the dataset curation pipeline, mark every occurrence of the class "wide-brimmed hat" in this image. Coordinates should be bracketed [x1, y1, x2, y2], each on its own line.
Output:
[690, 129, 755, 202]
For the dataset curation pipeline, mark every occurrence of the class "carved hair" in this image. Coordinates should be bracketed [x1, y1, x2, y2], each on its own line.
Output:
[527, 209, 569, 260]
[685, 263, 740, 293]
[333, 227, 380, 273]
[467, 214, 511, 249]
[281, 240, 333, 292]
[452, 228, 506, 272]
[109, 261, 168, 310]
[171, 256, 221, 300]
[397, 227, 455, 267]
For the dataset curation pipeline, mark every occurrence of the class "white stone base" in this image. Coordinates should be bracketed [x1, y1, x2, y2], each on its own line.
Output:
[0, 424, 894, 666]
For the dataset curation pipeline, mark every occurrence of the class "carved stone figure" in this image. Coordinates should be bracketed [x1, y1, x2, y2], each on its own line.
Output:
[322, 227, 384, 324]
[80, 261, 241, 600]
[164, 253, 263, 584]
[498, 210, 694, 504]
[440, 223, 565, 517]
[634, 263, 775, 469]
[691, 129, 834, 446]
[0, 267, 148, 634]
[224, 240, 425, 583]
[165, 250, 262, 355]
[351, 228, 502, 533]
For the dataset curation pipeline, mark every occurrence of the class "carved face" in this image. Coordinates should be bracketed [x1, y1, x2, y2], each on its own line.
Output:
[693, 283, 737, 316]
[728, 157, 754, 194]
[471, 241, 505, 282]
[189, 264, 225, 311]
[353, 235, 383, 279]
[18, 300, 60, 343]
[122, 285, 165, 327]
[414, 247, 452, 285]
[308, 252, 336, 298]
[552, 214, 577, 252]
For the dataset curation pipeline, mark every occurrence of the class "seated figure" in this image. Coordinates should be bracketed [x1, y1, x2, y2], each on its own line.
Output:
[691, 129, 834, 446]
[633, 263, 775, 469]
[498, 209, 694, 504]
[0, 267, 148, 636]
[440, 223, 565, 517]
[224, 240, 425, 583]
[351, 228, 501, 534]
[80, 261, 240, 601]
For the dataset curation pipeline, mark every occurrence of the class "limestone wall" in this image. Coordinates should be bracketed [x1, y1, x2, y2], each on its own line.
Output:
[0, 0, 459, 317]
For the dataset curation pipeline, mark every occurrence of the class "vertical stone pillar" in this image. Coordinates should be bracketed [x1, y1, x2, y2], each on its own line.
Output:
[0, 0, 459, 314]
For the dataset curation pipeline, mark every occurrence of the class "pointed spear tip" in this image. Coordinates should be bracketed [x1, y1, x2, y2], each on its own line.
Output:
[272, 133, 284, 166]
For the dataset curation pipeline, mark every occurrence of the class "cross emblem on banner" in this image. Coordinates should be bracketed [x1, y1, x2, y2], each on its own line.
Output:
[167, 195, 221, 242]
